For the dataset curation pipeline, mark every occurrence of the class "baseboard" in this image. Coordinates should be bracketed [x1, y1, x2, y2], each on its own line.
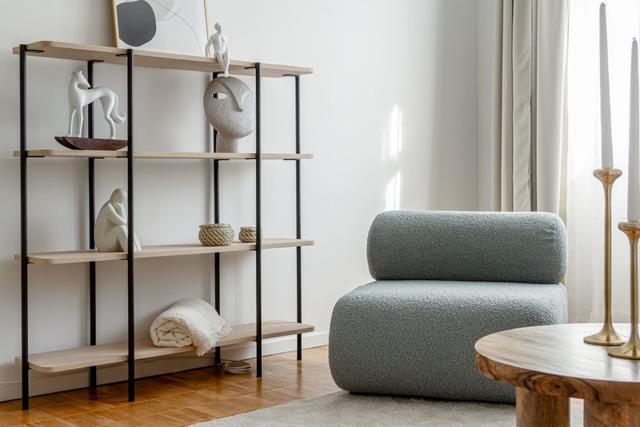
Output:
[0, 331, 329, 403]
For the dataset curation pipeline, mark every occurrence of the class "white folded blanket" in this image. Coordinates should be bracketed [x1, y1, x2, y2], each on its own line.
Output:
[149, 298, 232, 356]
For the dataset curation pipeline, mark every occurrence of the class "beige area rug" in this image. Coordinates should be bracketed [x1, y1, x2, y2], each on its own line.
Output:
[195, 391, 584, 426]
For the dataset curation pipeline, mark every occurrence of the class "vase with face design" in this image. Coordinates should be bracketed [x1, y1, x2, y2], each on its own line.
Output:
[203, 77, 256, 152]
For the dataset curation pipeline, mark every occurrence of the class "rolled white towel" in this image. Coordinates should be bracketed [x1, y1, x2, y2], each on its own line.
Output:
[150, 298, 232, 356]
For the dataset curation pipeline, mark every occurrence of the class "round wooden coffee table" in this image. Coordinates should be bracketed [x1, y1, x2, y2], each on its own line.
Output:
[475, 323, 640, 427]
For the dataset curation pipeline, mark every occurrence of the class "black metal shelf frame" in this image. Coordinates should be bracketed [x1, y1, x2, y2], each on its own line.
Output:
[18, 47, 305, 410]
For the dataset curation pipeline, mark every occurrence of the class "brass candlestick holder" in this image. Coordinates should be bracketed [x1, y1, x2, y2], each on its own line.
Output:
[584, 169, 625, 346]
[608, 221, 640, 360]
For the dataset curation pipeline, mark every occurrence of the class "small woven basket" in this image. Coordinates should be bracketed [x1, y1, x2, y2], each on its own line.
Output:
[199, 224, 234, 246]
[239, 226, 258, 242]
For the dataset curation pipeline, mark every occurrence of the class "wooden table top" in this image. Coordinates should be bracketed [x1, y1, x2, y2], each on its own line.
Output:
[475, 323, 640, 405]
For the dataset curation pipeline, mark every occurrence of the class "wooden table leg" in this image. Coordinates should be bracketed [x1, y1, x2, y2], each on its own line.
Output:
[584, 400, 640, 427]
[516, 388, 569, 427]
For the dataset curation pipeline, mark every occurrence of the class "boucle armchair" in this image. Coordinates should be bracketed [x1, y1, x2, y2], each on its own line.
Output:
[329, 211, 568, 403]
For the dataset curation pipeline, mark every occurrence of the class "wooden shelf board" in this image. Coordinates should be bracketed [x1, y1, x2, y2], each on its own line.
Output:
[13, 41, 312, 77]
[17, 238, 314, 265]
[21, 321, 314, 373]
[16, 150, 313, 160]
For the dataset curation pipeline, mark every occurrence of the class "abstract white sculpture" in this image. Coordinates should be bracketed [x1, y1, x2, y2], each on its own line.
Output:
[205, 22, 230, 77]
[68, 70, 126, 139]
[95, 189, 141, 252]
[203, 77, 256, 152]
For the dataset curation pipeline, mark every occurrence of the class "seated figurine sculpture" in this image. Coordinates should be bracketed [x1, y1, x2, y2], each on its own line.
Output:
[95, 189, 141, 252]
[205, 22, 230, 77]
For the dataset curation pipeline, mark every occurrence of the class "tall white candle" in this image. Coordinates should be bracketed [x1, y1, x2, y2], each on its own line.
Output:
[600, 3, 614, 169]
[629, 39, 640, 221]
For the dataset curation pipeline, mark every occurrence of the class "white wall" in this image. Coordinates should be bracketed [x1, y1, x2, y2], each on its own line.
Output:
[0, 0, 478, 401]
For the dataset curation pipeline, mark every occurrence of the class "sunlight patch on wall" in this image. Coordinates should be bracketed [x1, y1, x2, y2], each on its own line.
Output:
[385, 171, 402, 211]
[383, 105, 403, 210]
[388, 105, 403, 161]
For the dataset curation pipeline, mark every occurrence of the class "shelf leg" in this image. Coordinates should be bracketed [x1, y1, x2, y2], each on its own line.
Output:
[126, 48, 136, 402]
[19, 43, 30, 411]
[214, 254, 221, 367]
[294, 75, 302, 362]
[87, 59, 97, 390]
[213, 98, 222, 366]
[255, 63, 263, 378]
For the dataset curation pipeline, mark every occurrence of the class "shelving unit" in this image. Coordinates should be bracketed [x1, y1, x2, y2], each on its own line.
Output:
[15, 41, 313, 410]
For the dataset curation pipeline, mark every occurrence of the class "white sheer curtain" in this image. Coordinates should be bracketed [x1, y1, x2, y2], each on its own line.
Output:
[566, 0, 640, 321]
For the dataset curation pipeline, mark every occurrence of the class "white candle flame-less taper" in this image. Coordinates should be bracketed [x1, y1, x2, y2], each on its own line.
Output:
[629, 39, 640, 222]
[600, 3, 614, 169]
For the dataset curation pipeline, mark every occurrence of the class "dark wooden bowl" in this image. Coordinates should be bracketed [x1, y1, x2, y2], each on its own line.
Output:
[55, 136, 128, 151]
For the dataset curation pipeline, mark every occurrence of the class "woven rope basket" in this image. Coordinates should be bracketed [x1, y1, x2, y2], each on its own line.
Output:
[239, 226, 258, 243]
[199, 224, 234, 246]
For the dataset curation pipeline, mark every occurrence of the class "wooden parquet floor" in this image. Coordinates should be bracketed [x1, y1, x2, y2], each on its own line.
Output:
[0, 346, 339, 426]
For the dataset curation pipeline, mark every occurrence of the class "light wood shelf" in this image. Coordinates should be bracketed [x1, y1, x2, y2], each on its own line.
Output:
[17, 238, 314, 265]
[21, 321, 314, 373]
[16, 150, 313, 160]
[13, 41, 313, 77]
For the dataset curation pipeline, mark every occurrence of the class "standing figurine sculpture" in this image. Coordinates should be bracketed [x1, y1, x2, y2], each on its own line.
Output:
[205, 22, 230, 77]
[68, 70, 126, 139]
[95, 189, 141, 253]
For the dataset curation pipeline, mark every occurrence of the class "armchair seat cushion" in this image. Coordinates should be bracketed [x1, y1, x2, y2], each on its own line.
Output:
[329, 280, 567, 403]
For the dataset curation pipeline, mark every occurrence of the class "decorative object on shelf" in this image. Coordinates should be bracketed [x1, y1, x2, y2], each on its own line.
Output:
[95, 189, 141, 252]
[203, 77, 256, 152]
[239, 226, 258, 243]
[150, 298, 233, 356]
[205, 22, 230, 77]
[223, 360, 252, 375]
[113, 0, 208, 56]
[68, 70, 126, 139]
[609, 39, 640, 360]
[199, 223, 234, 246]
[584, 168, 625, 346]
[54, 136, 127, 151]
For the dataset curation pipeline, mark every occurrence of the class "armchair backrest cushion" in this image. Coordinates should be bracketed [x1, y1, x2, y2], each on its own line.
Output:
[367, 210, 567, 284]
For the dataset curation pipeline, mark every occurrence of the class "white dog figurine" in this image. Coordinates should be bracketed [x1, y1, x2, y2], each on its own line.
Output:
[68, 70, 126, 139]
[205, 22, 230, 77]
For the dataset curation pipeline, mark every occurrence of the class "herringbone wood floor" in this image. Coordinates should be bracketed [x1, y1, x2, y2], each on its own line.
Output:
[0, 346, 338, 426]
